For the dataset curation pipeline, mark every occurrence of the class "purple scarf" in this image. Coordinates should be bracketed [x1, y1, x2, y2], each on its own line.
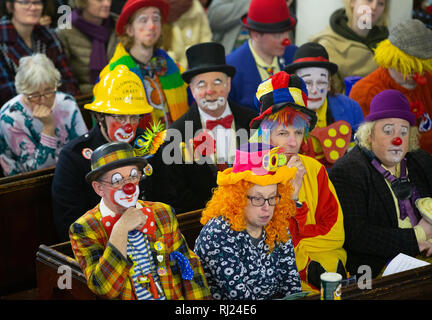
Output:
[71, 9, 111, 84]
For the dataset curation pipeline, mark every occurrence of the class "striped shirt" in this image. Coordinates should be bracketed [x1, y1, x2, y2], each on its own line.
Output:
[127, 230, 166, 300]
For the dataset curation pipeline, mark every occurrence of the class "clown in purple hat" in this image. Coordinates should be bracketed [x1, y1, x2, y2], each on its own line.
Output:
[329, 89, 432, 279]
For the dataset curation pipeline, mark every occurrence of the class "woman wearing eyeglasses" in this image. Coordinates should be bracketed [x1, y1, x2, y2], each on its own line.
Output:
[0, 0, 79, 106]
[249, 72, 347, 293]
[194, 142, 302, 300]
[0, 53, 87, 176]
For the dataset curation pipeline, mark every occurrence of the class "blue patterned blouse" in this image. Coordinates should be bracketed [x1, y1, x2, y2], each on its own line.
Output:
[194, 217, 302, 300]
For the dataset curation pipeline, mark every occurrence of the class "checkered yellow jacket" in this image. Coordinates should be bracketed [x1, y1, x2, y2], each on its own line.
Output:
[70, 200, 211, 300]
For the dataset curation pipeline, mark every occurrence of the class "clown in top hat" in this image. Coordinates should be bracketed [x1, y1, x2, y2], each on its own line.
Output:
[284, 42, 365, 168]
[226, 0, 298, 112]
[349, 19, 432, 154]
[69, 141, 211, 300]
[250, 71, 347, 292]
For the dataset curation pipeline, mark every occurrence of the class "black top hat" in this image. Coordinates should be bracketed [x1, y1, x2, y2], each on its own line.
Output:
[86, 141, 148, 183]
[181, 42, 236, 84]
[284, 42, 338, 75]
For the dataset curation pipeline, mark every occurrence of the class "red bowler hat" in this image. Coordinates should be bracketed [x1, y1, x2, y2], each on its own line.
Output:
[242, 0, 296, 33]
[116, 0, 170, 36]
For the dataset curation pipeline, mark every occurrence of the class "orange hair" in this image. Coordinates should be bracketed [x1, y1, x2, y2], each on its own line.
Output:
[201, 180, 296, 252]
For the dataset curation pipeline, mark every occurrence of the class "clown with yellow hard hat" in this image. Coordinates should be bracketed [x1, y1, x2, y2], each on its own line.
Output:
[51, 65, 163, 242]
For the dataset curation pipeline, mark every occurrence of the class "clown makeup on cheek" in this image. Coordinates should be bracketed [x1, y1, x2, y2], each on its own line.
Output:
[108, 121, 138, 143]
[108, 169, 141, 208]
[296, 67, 329, 111]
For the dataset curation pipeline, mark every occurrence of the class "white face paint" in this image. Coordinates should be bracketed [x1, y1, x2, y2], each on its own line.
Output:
[295, 67, 330, 111]
[198, 96, 226, 111]
[109, 169, 140, 208]
[113, 127, 135, 143]
[113, 185, 140, 208]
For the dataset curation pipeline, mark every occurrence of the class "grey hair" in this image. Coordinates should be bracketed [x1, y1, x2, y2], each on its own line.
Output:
[355, 120, 420, 152]
[15, 54, 61, 95]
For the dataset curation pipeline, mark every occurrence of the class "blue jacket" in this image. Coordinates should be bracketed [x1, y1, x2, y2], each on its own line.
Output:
[226, 41, 297, 112]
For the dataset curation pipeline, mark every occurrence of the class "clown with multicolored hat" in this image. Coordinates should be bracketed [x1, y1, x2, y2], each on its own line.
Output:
[349, 19, 432, 154]
[194, 142, 302, 299]
[70, 141, 211, 300]
[250, 71, 347, 292]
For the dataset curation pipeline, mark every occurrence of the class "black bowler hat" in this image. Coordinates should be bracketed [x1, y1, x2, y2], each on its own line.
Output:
[181, 42, 236, 84]
[86, 142, 148, 183]
[284, 42, 338, 75]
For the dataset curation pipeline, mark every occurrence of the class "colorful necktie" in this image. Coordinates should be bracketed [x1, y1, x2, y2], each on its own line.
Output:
[206, 114, 234, 130]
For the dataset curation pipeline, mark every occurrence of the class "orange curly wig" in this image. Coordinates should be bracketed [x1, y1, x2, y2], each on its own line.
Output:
[201, 180, 296, 252]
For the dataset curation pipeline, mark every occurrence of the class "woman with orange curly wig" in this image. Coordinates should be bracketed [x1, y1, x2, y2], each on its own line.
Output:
[194, 142, 302, 300]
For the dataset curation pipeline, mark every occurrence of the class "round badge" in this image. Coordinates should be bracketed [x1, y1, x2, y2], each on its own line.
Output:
[157, 266, 167, 276]
[154, 241, 164, 251]
[82, 148, 93, 160]
[144, 164, 153, 176]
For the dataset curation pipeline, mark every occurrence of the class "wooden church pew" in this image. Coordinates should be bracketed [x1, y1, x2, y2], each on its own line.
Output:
[0, 166, 58, 296]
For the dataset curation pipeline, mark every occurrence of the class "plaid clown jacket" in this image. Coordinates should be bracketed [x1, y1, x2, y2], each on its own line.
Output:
[70, 200, 211, 300]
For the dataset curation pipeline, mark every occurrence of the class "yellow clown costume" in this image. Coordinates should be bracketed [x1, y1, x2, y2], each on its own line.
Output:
[250, 71, 347, 292]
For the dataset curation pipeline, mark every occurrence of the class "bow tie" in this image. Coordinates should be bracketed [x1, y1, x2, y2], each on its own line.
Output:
[206, 114, 233, 130]
[101, 207, 156, 237]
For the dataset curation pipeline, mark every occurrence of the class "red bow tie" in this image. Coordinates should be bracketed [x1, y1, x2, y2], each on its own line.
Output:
[206, 114, 233, 130]
[101, 207, 156, 236]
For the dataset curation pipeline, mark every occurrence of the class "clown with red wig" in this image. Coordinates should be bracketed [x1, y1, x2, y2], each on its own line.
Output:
[194, 142, 302, 300]
[249, 71, 347, 292]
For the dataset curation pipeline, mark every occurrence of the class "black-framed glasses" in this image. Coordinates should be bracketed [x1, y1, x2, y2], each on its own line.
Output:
[98, 174, 142, 189]
[14, 0, 43, 9]
[247, 194, 281, 207]
[26, 90, 56, 103]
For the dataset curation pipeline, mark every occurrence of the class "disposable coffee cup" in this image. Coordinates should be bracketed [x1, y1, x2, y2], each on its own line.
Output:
[320, 272, 342, 300]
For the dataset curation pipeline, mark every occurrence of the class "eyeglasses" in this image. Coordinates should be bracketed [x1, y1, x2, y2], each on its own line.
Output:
[247, 195, 281, 207]
[98, 174, 142, 189]
[14, 0, 43, 9]
[109, 114, 142, 124]
[26, 90, 56, 103]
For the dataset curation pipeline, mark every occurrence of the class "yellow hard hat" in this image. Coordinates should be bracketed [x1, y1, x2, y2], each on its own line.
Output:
[85, 65, 153, 115]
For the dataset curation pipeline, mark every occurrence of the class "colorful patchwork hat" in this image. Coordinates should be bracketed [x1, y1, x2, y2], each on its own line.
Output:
[86, 142, 148, 183]
[249, 71, 317, 130]
[241, 0, 296, 33]
[217, 143, 297, 186]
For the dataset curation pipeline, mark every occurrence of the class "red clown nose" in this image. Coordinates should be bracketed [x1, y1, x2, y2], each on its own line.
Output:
[123, 123, 133, 134]
[281, 38, 291, 46]
[413, 73, 427, 85]
[392, 137, 402, 146]
[122, 182, 136, 195]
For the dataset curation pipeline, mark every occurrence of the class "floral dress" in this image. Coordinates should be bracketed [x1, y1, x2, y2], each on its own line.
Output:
[0, 92, 87, 176]
[194, 216, 301, 300]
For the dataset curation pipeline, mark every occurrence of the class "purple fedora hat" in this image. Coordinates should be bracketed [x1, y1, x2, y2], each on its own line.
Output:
[365, 90, 416, 126]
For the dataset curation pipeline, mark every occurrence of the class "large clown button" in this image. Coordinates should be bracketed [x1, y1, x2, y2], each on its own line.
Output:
[310, 120, 352, 163]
